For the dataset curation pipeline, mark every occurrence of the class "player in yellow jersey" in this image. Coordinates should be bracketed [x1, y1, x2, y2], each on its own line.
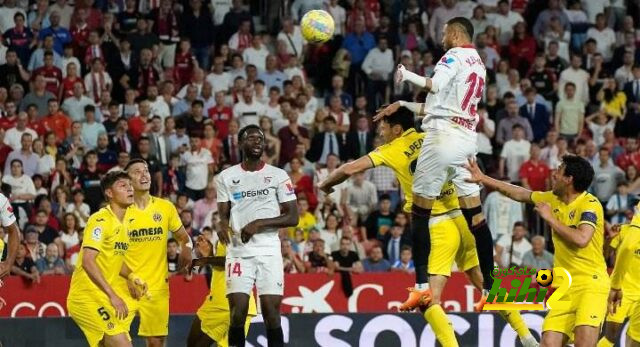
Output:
[319, 108, 538, 347]
[600, 221, 640, 347]
[467, 155, 609, 346]
[113, 158, 192, 347]
[187, 235, 257, 347]
[67, 171, 148, 347]
[0, 191, 20, 280]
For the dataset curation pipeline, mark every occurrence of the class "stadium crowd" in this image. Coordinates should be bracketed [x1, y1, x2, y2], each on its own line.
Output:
[0, 0, 639, 283]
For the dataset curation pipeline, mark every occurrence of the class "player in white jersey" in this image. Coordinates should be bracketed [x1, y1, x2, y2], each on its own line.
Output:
[0, 192, 20, 280]
[216, 124, 299, 347]
[375, 17, 496, 311]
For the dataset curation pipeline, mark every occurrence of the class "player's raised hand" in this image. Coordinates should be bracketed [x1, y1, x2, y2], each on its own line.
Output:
[373, 102, 400, 122]
[464, 158, 485, 184]
[109, 294, 128, 320]
[395, 64, 407, 85]
[241, 221, 260, 243]
[534, 202, 553, 221]
[608, 288, 623, 315]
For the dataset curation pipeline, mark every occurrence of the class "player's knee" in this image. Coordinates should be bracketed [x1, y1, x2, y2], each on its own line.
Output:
[145, 336, 165, 347]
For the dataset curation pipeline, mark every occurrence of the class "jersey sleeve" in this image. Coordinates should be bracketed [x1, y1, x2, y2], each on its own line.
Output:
[576, 198, 602, 230]
[530, 191, 555, 204]
[367, 145, 390, 167]
[610, 227, 640, 289]
[276, 170, 297, 203]
[165, 201, 183, 234]
[215, 173, 230, 203]
[430, 51, 462, 93]
[81, 213, 109, 252]
[0, 195, 16, 227]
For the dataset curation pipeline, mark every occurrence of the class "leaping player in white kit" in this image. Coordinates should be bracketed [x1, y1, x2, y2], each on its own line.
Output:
[375, 17, 496, 311]
[215, 124, 299, 347]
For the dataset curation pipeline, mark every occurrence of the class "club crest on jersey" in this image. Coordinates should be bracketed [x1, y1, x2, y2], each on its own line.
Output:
[439, 56, 454, 67]
[6, 205, 12, 214]
[569, 210, 575, 220]
[264, 176, 272, 184]
[285, 182, 295, 196]
[153, 213, 162, 222]
[92, 227, 102, 241]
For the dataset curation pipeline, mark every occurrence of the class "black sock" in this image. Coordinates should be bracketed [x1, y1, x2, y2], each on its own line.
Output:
[266, 327, 284, 347]
[228, 325, 246, 347]
[461, 207, 494, 291]
[411, 204, 432, 285]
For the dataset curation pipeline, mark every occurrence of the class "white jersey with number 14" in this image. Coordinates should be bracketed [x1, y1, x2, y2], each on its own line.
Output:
[216, 163, 297, 258]
[422, 45, 486, 136]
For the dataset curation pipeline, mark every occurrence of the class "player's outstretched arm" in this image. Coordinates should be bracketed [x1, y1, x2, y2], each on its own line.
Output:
[318, 156, 374, 194]
[217, 201, 232, 245]
[395, 64, 432, 91]
[535, 203, 596, 248]
[465, 158, 534, 203]
[173, 226, 193, 273]
[0, 223, 19, 278]
[81, 248, 129, 319]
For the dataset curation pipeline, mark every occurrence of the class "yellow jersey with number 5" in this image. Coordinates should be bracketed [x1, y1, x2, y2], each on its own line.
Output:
[367, 129, 460, 214]
[531, 191, 609, 291]
[68, 206, 130, 298]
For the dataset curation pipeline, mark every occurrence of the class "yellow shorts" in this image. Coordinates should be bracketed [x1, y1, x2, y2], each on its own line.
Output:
[542, 287, 608, 339]
[627, 300, 640, 342]
[196, 296, 254, 347]
[67, 294, 130, 347]
[428, 212, 479, 277]
[605, 294, 640, 324]
[120, 289, 170, 337]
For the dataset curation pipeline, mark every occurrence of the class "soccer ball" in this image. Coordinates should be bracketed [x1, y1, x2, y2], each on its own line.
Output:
[536, 269, 553, 287]
[300, 10, 335, 44]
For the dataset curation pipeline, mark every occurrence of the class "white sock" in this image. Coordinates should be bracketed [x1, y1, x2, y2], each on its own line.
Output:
[415, 283, 429, 290]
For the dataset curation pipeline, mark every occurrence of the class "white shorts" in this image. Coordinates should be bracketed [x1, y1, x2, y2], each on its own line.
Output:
[413, 128, 480, 198]
[226, 255, 284, 296]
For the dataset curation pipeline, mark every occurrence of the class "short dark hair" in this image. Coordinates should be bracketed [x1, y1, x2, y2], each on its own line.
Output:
[513, 221, 526, 229]
[100, 170, 130, 195]
[565, 82, 576, 89]
[84, 104, 96, 113]
[168, 238, 178, 245]
[238, 124, 263, 141]
[512, 124, 524, 131]
[44, 51, 54, 58]
[446, 17, 474, 41]
[383, 106, 415, 131]
[124, 158, 147, 172]
[191, 100, 204, 107]
[380, 193, 391, 201]
[561, 155, 594, 192]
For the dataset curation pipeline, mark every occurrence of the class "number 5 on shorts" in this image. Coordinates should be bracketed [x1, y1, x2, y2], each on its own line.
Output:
[97, 307, 110, 321]
[228, 262, 242, 277]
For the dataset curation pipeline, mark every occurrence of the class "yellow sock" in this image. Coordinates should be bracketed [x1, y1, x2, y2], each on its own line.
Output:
[499, 310, 530, 339]
[424, 304, 459, 347]
[597, 337, 615, 347]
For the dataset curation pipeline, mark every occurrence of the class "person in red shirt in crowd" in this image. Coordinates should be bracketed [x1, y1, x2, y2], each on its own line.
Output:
[83, 30, 105, 67]
[0, 129, 14, 169]
[69, 8, 91, 57]
[519, 143, 551, 191]
[59, 63, 83, 100]
[173, 38, 196, 88]
[32, 52, 63, 95]
[128, 99, 152, 142]
[0, 100, 18, 130]
[616, 137, 640, 171]
[508, 22, 537, 76]
[72, 0, 103, 30]
[38, 98, 71, 142]
[26, 104, 46, 135]
[346, 0, 379, 33]
[207, 90, 232, 139]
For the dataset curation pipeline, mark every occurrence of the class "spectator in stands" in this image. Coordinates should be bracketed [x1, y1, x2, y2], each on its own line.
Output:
[292, 196, 316, 238]
[521, 236, 554, 270]
[307, 116, 347, 165]
[36, 242, 66, 275]
[5, 111, 37, 151]
[67, 189, 90, 227]
[362, 245, 391, 272]
[21, 75, 55, 117]
[3, 14, 35, 67]
[499, 124, 531, 183]
[11, 241, 40, 283]
[304, 239, 335, 275]
[382, 223, 410, 265]
[592, 147, 625, 205]
[484, 177, 524, 240]
[586, 110, 616, 148]
[347, 171, 378, 223]
[559, 55, 590, 105]
[361, 36, 393, 111]
[167, 238, 180, 275]
[520, 87, 551, 143]
[555, 82, 585, 143]
[496, 99, 533, 145]
[495, 221, 532, 268]
[520, 144, 551, 191]
[332, 236, 362, 274]
[607, 182, 633, 224]
[587, 13, 616, 62]
[391, 246, 415, 273]
[59, 212, 79, 256]
[282, 238, 305, 274]
[24, 226, 45, 261]
[288, 156, 317, 211]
